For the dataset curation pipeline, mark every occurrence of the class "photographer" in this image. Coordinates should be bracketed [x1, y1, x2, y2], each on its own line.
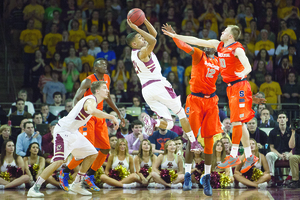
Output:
[288, 121, 300, 188]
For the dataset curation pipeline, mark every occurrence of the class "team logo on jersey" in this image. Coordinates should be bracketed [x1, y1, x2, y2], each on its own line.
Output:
[239, 91, 244, 97]
[186, 107, 190, 114]
[228, 48, 232, 50]
[167, 162, 173, 168]
[57, 145, 62, 151]
[118, 162, 124, 166]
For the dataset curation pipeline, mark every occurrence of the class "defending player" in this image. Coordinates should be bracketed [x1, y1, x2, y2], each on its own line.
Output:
[162, 25, 261, 173]
[59, 58, 125, 191]
[125, 18, 202, 153]
[162, 24, 222, 195]
[27, 81, 119, 197]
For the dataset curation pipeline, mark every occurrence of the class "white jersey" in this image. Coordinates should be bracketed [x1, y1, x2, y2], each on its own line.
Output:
[131, 49, 166, 85]
[58, 95, 96, 132]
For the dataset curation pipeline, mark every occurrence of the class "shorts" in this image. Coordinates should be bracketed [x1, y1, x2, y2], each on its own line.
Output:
[227, 80, 255, 123]
[142, 79, 182, 121]
[78, 116, 110, 149]
[51, 125, 97, 162]
[185, 94, 223, 138]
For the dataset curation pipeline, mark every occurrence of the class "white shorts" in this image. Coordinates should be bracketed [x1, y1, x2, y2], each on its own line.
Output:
[51, 125, 98, 162]
[142, 79, 182, 121]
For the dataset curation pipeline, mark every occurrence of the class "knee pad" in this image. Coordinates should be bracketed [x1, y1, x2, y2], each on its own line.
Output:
[177, 108, 187, 120]
[166, 120, 174, 130]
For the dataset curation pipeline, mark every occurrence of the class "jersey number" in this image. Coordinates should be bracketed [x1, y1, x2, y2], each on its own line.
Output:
[206, 68, 216, 78]
[219, 58, 226, 68]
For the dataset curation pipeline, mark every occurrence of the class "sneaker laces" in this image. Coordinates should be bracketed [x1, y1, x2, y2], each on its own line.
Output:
[224, 156, 231, 161]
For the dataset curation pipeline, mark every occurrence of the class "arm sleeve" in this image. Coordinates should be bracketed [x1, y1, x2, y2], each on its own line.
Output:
[173, 38, 193, 54]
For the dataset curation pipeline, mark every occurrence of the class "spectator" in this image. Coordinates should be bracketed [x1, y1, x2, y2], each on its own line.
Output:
[221, 137, 232, 156]
[258, 108, 277, 128]
[43, 71, 66, 105]
[277, 19, 297, 44]
[149, 128, 178, 154]
[32, 112, 43, 126]
[215, 74, 228, 106]
[69, 19, 86, 50]
[20, 19, 42, 87]
[198, 20, 217, 39]
[243, 6, 254, 28]
[282, 72, 300, 110]
[174, 136, 184, 159]
[0, 140, 30, 189]
[288, 128, 300, 188]
[221, 8, 237, 29]
[287, 45, 299, 68]
[51, 92, 63, 106]
[38, 65, 53, 100]
[8, 89, 35, 116]
[96, 40, 117, 71]
[275, 56, 297, 86]
[125, 120, 149, 155]
[266, 111, 292, 187]
[62, 61, 79, 95]
[247, 117, 268, 153]
[104, 25, 120, 52]
[82, 0, 95, 20]
[55, 31, 75, 60]
[258, 8, 279, 34]
[63, 47, 82, 72]
[80, 46, 95, 70]
[198, 3, 222, 37]
[112, 60, 130, 90]
[57, 99, 73, 119]
[42, 120, 57, 164]
[177, 48, 192, 68]
[88, 40, 101, 58]
[171, 115, 183, 136]
[43, 23, 63, 60]
[253, 49, 273, 74]
[103, 11, 120, 34]
[278, 0, 300, 20]
[243, 32, 255, 55]
[163, 56, 185, 84]
[244, 19, 260, 44]
[103, 135, 118, 167]
[23, 0, 45, 30]
[251, 60, 267, 88]
[40, 104, 56, 124]
[77, 38, 88, 57]
[166, 71, 184, 101]
[257, 23, 277, 44]
[44, 0, 62, 22]
[181, 9, 199, 34]
[49, 54, 63, 80]
[246, 73, 258, 95]
[61, 0, 76, 25]
[161, 6, 181, 29]
[0, 125, 13, 154]
[254, 29, 275, 57]
[86, 25, 103, 47]
[113, 80, 128, 103]
[127, 72, 142, 100]
[68, 10, 85, 31]
[118, 105, 135, 123]
[45, 10, 66, 34]
[31, 50, 46, 102]
[117, 36, 129, 60]
[79, 63, 93, 82]
[222, 118, 232, 137]
[85, 10, 105, 36]
[116, 119, 130, 139]
[275, 34, 290, 65]
[8, 99, 32, 121]
[16, 121, 42, 157]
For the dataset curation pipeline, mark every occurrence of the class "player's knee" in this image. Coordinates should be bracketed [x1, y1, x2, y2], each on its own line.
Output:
[100, 149, 110, 155]
[177, 108, 187, 120]
[166, 120, 174, 130]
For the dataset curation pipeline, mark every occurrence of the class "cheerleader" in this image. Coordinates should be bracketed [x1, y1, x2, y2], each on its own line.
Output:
[151, 140, 184, 189]
[134, 139, 157, 187]
[0, 140, 30, 189]
[234, 138, 271, 188]
[100, 138, 138, 188]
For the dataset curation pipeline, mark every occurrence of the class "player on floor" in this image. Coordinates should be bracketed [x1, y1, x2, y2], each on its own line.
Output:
[27, 81, 119, 197]
[162, 24, 222, 195]
[162, 25, 264, 174]
[125, 18, 202, 153]
[59, 58, 125, 191]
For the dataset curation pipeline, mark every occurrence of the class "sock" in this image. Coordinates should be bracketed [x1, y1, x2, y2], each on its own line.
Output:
[185, 163, 192, 174]
[155, 119, 160, 127]
[34, 177, 45, 188]
[204, 165, 211, 175]
[244, 146, 252, 158]
[91, 150, 107, 171]
[230, 146, 239, 158]
[186, 131, 196, 143]
[74, 172, 86, 183]
[67, 158, 83, 171]
[87, 169, 96, 176]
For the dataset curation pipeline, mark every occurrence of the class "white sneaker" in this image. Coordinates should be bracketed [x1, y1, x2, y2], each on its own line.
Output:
[123, 183, 136, 188]
[171, 183, 182, 189]
[0, 185, 5, 189]
[238, 182, 247, 188]
[147, 182, 156, 188]
[69, 182, 92, 196]
[27, 185, 44, 197]
[135, 183, 142, 188]
[46, 183, 57, 189]
[192, 183, 199, 188]
[16, 183, 25, 189]
[155, 183, 165, 189]
[103, 183, 115, 189]
[258, 182, 268, 189]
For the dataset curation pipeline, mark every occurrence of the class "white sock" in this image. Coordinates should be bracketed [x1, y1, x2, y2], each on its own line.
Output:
[186, 131, 196, 143]
[34, 177, 45, 188]
[74, 171, 86, 183]
[155, 119, 161, 127]
[185, 163, 192, 174]
[204, 165, 211, 175]
[244, 146, 252, 158]
[230, 146, 239, 157]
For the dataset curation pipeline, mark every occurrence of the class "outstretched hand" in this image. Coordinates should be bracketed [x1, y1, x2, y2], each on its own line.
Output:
[162, 23, 176, 34]
[252, 93, 267, 105]
[127, 19, 138, 31]
[161, 27, 176, 38]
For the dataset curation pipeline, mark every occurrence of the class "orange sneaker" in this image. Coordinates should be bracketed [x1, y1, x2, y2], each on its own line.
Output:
[240, 155, 259, 173]
[217, 155, 241, 169]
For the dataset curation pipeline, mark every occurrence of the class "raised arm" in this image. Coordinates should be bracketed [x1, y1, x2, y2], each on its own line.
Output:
[144, 19, 157, 38]
[73, 78, 91, 106]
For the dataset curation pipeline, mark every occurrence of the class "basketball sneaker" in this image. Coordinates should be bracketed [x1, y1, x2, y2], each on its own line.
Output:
[27, 184, 44, 197]
[200, 174, 212, 196]
[70, 182, 92, 196]
[59, 169, 70, 191]
[218, 155, 241, 169]
[240, 155, 259, 173]
[183, 172, 192, 191]
[83, 175, 100, 191]
[142, 114, 156, 136]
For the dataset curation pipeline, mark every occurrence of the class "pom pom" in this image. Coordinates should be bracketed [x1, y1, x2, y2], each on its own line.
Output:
[109, 169, 121, 181]
[0, 171, 11, 181]
[169, 170, 178, 183]
[109, 166, 130, 181]
[196, 161, 205, 172]
[219, 172, 231, 189]
[7, 166, 23, 178]
[251, 168, 263, 182]
[242, 167, 254, 180]
[160, 169, 171, 183]
[94, 167, 104, 186]
[210, 171, 221, 189]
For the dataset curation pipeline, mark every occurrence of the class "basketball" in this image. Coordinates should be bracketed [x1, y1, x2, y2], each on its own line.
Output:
[127, 8, 145, 26]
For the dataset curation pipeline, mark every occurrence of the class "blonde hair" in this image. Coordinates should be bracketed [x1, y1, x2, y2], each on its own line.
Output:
[163, 140, 177, 155]
[114, 138, 129, 157]
[228, 25, 241, 40]
[249, 138, 260, 158]
[90, 81, 106, 94]
[0, 125, 11, 135]
[212, 140, 226, 170]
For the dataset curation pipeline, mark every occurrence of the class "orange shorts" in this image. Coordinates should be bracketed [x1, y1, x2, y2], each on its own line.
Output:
[78, 116, 110, 149]
[185, 94, 223, 138]
[227, 80, 255, 123]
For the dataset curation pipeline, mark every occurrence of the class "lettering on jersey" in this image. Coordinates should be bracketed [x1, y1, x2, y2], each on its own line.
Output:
[206, 68, 216, 78]
[218, 52, 230, 57]
[219, 58, 226, 68]
[239, 91, 245, 97]
[186, 107, 190, 114]
[204, 61, 220, 70]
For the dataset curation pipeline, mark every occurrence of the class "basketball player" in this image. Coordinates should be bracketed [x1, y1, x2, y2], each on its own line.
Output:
[27, 81, 119, 197]
[125, 18, 202, 152]
[162, 24, 222, 195]
[162, 25, 264, 173]
[59, 58, 125, 191]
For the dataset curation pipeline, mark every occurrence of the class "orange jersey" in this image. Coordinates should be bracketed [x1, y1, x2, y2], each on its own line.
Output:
[84, 73, 110, 110]
[190, 48, 220, 94]
[217, 41, 246, 83]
